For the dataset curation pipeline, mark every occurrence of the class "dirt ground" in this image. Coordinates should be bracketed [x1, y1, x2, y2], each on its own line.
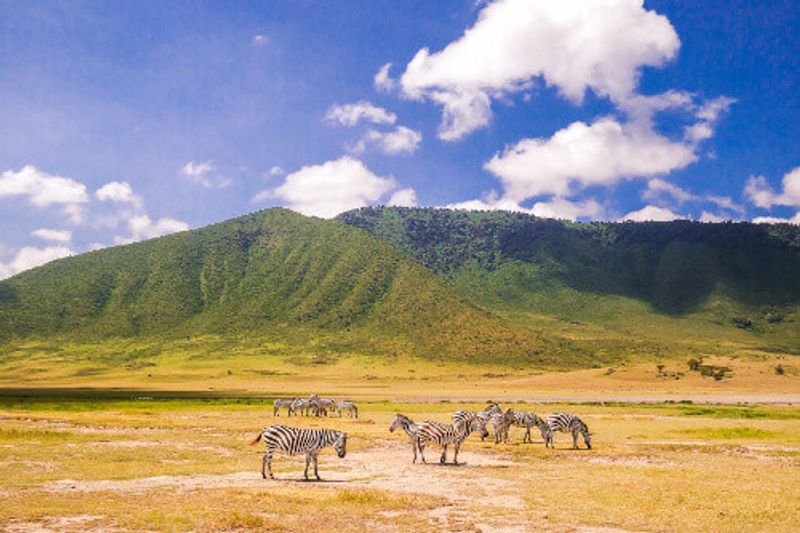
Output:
[1, 399, 799, 532]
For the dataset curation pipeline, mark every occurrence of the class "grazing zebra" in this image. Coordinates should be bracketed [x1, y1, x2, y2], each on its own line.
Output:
[273, 397, 297, 417]
[547, 413, 592, 449]
[490, 409, 515, 444]
[452, 404, 500, 442]
[507, 410, 543, 443]
[291, 398, 313, 416]
[250, 425, 347, 480]
[338, 400, 359, 418]
[449, 411, 490, 441]
[415, 417, 486, 465]
[316, 398, 337, 417]
[537, 418, 555, 448]
[389, 414, 422, 463]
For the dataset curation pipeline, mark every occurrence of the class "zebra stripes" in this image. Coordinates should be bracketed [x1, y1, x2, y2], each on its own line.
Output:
[337, 400, 358, 418]
[415, 416, 486, 464]
[453, 404, 500, 442]
[250, 425, 347, 480]
[389, 413, 422, 463]
[273, 395, 357, 417]
[273, 397, 297, 417]
[507, 409, 543, 444]
[547, 413, 592, 449]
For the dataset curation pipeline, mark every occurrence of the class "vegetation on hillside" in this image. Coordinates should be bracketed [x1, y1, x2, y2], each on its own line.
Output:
[339, 207, 800, 352]
[0, 209, 551, 363]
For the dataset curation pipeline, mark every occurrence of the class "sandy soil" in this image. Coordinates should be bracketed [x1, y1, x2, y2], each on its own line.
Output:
[40, 439, 547, 531]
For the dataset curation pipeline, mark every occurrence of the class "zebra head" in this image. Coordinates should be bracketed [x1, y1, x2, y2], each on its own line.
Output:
[484, 403, 501, 416]
[389, 413, 409, 433]
[334, 432, 347, 458]
[472, 417, 489, 439]
[582, 424, 592, 449]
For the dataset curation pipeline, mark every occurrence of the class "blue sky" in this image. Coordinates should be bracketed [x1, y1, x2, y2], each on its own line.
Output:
[0, 0, 798, 277]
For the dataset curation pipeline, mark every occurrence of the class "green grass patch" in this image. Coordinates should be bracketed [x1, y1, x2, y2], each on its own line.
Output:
[675, 427, 780, 439]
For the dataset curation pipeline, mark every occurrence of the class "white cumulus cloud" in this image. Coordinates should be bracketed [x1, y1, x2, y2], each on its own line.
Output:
[0, 165, 89, 223]
[95, 181, 142, 207]
[354, 126, 422, 155]
[256, 156, 397, 218]
[622, 205, 684, 222]
[113, 215, 190, 245]
[0, 246, 74, 280]
[485, 117, 696, 202]
[752, 213, 800, 225]
[31, 228, 72, 243]
[374, 63, 395, 92]
[326, 101, 397, 127]
[180, 160, 231, 189]
[400, 0, 680, 140]
[744, 167, 800, 209]
[387, 188, 417, 207]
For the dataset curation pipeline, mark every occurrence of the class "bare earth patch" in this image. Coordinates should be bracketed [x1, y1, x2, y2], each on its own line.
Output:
[41, 439, 537, 530]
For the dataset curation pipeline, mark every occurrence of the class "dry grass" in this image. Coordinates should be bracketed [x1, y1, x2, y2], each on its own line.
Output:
[0, 393, 799, 532]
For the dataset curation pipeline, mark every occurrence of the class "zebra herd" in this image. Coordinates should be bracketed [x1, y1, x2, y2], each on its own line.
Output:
[273, 394, 359, 418]
[453, 404, 592, 450]
[252, 399, 592, 479]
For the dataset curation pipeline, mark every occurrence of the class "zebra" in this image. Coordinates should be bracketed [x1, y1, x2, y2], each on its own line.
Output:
[490, 409, 515, 444]
[250, 425, 347, 480]
[273, 397, 297, 417]
[291, 398, 313, 416]
[315, 398, 337, 417]
[547, 413, 592, 449]
[415, 416, 486, 465]
[389, 413, 422, 463]
[452, 403, 500, 442]
[338, 400, 358, 418]
[507, 409, 543, 443]
[537, 417, 555, 448]
[449, 411, 490, 441]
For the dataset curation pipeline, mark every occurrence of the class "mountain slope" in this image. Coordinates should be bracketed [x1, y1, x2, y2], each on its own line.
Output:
[0, 208, 552, 362]
[338, 207, 800, 354]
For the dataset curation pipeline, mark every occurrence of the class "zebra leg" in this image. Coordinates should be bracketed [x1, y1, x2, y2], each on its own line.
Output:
[524, 427, 531, 443]
[572, 429, 579, 449]
[313, 453, 321, 480]
[419, 440, 427, 464]
[412, 439, 417, 464]
[262, 447, 274, 479]
[440, 444, 448, 464]
[304, 454, 311, 480]
[453, 441, 461, 465]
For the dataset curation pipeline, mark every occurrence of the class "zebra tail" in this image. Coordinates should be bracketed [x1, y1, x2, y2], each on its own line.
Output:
[249, 431, 263, 446]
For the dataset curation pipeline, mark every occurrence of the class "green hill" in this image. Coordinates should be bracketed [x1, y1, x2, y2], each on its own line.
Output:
[0, 208, 550, 363]
[338, 207, 800, 357]
[2, 206, 798, 374]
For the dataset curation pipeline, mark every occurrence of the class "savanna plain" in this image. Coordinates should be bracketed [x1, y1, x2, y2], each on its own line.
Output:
[1, 351, 799, 533]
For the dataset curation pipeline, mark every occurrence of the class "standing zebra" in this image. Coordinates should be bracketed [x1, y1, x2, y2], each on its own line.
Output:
[316, 398, 337, 417]
[490, 409, 515, 444]
[415, 417, 486, 465]
[537, 417, 555, 448]
[507, 410, 543, 443]
[452, 404, 500, 442]
[389, 413, 422, 463]
[547, 413, 592, 449]
[292, 399, 315, 416]
[337, 400, 359, 418]
[273, 397, 297, 417]
[250, 425, 347, 480]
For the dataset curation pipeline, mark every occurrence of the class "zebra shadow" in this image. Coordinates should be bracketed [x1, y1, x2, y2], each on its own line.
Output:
[419, 462, 493, 468]
[285, 478, 348, 484]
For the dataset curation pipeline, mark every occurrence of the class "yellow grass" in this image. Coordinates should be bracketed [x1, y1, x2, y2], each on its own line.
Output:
[1, 392, 799, 532]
